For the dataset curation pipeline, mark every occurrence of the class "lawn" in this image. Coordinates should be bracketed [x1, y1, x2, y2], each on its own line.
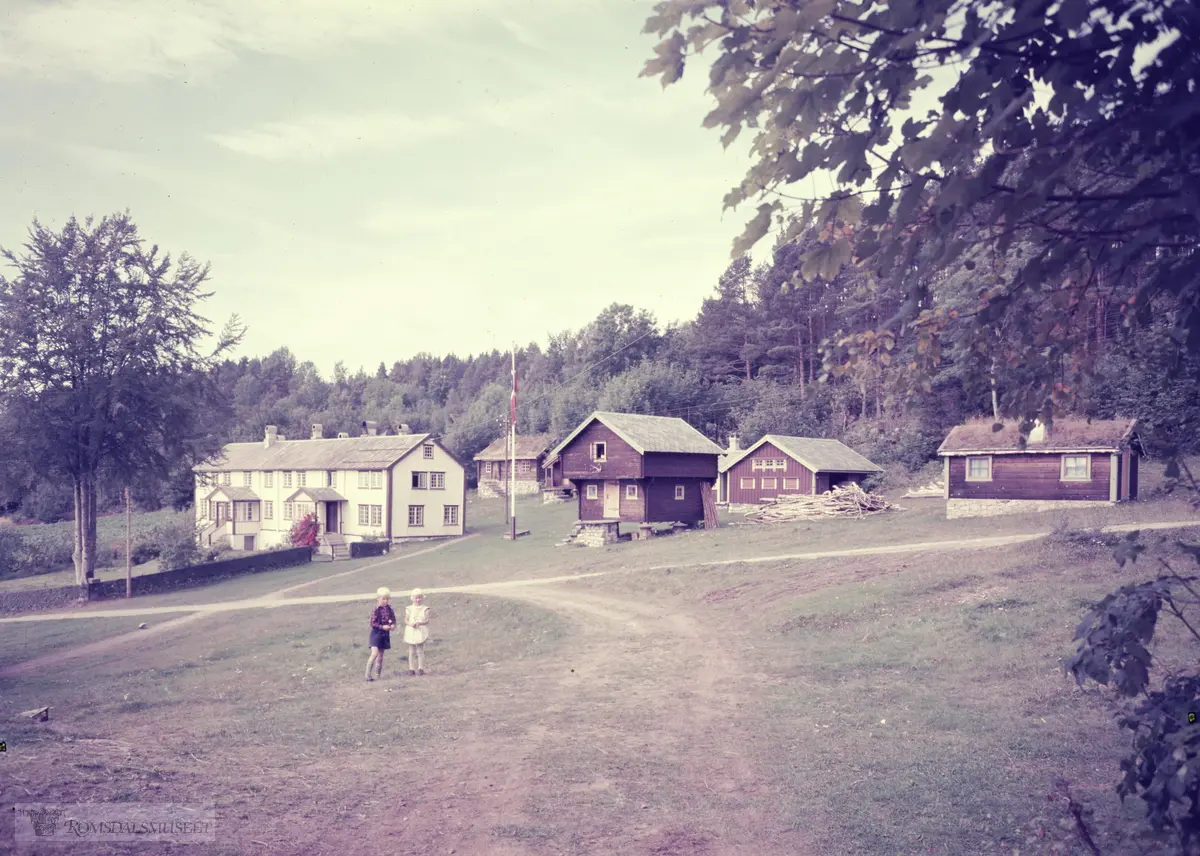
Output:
[0, 463, 1197, 854]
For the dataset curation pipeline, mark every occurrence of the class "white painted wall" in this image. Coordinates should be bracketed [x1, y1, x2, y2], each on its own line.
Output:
[391, 440, 466, 540]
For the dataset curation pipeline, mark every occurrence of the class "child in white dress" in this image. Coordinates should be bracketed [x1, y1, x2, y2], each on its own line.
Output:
[404, 588, 432, 675]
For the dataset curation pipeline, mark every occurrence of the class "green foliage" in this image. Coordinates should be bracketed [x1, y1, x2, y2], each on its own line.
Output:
[289, 513, 320, 550]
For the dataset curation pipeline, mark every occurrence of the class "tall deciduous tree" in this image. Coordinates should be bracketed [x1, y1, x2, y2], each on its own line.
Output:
[0, 212, 243, 586]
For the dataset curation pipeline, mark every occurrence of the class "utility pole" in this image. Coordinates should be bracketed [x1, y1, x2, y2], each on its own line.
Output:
[509, 345, 517, 541]
[125, 486, 132, 598]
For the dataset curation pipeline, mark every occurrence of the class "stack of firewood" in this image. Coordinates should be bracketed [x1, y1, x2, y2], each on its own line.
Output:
[743, 484, 902, 522]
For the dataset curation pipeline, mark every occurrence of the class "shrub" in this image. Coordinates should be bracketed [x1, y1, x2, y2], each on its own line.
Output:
[290, 513, 320, 549]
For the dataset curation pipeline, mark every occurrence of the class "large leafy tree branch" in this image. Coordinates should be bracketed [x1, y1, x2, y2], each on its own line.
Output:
[0, 212, 243, 586]
[643, 0, 1200, 426]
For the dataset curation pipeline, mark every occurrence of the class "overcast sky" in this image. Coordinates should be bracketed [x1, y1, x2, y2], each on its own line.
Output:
[0, 0, 778, 377]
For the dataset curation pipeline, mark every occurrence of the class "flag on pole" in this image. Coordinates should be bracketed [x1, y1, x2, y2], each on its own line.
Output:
[510, 352, 518, 426]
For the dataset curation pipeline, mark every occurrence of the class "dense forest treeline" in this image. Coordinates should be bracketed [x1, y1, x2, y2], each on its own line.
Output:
[3, 226, 1197, 524]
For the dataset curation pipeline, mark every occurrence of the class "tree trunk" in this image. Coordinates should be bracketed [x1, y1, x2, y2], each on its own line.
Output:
[859, 380, 868, 420]
[84, 470, 98, 583]
[72, 478, 85, 587]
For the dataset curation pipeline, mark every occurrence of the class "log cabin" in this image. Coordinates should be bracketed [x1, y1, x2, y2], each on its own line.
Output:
[718, 435, 883, 506]
[473, 434, 551, 499]
[938, 417, 1141, 519]
[548, 411, 724, 545]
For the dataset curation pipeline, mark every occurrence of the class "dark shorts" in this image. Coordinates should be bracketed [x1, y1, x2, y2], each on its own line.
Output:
[369, 629, 391, 650]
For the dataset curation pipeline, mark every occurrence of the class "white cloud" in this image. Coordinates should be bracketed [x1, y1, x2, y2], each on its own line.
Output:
[0, 0, 582, 83]
[207, 112, 463, 160]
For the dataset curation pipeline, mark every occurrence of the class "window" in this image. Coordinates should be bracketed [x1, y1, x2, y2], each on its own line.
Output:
[243, 471, 252, 487]
[783, 478, 800, 490]
[423, 444, 434, 459]
[1061, 455, 1091, 481]
[518, 460, 532, 475]
[358, 471, 369, 489]
[221, 471, 231, 486]
[484, 462, 493, 477]
[408, 505, 425, 527]
[370, 471, 383, 489]
[752, 459, 786, 471]
[430, 472, 445, 490]
[297, 471, 307, 487]
[358, 504, 370, 525]
[264, 472, 274, 488]
[674, 485, 686, 500]
[326, 471, 336, 488]
[586, 484, 598, 499]
[762, 478, 778, 490]
[625, 484, 638, 499]
[412, 471, 428, 490]
[284, 502, 295, 521]
[370, 505, 383, 527]
[592, 441, 607, 462]
[264, 501, 274, 520]
[740, 477, 755, 489]
[966, 456, 992, 482]
[444, 505, 459, 526]
[283, 472, 293, 488]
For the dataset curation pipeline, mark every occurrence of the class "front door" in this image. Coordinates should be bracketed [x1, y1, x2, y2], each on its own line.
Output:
[603, 481, 621, 519]
[326, 502, 339, 534]
[245, 535, 256, 552]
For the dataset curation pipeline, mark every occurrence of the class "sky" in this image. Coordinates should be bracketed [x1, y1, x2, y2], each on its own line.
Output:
[0, 0, 771, 377]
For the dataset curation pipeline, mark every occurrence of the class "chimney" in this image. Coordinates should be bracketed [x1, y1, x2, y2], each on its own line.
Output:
[362, 420, 378, 437]
[264, 425, 279, 449]
[311, 423, 323, 440]
[337, 432, 350, 439]
[727, 434, 742, 453]
[398, 422, 411, 434]
[1028, 420, 1047, 444]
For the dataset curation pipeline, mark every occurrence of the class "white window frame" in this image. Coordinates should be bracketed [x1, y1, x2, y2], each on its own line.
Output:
[783, 478, 800, 490]
[443, 505, 459, 526]
[358, 471, 369, 489]
[412, 471, 428, 490]
[762, 477, 778, 490]
[408, 505, 424, 527]
[625, 484, 638, 499]
[586, 484, 598, 500]
[370, 471, 383, 489]
[740, 477, 755, 489]
[221, 471, 231, 486]
[283, 471, 293, 488]
[243, 471, 252, 487]
[423, 444, 434, 459]
[1061, 454, 1091, 481]
[284, 502, 295, 521]
[518, 460, 533, 475]
[965, 456, 993, 482]
[592, 441, 607, 462]
[370, 505, 383, 527]
[326, 471, 336, 488]
[297, 471, 307, 487]
[430, 472, 445, 490]
[484, 462, 493, 478]
[264, 472, 274, 488]
[674, 485, 686, 500]
[264, 501, 274, 520]
[358, 504, 370, 525]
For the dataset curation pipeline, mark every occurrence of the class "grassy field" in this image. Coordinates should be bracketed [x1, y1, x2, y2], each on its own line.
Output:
[0, 462, 1197, 854]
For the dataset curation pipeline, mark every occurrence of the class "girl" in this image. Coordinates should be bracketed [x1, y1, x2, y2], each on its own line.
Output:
[404, 588, 432, 675]
[365, 587, 397, 681]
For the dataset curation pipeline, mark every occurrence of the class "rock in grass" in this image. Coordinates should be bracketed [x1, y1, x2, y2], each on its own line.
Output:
[138, 623, 148, 630]
[20, 706, 50, 722]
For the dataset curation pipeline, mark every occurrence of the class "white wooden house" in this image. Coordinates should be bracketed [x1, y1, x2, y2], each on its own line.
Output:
[194, 422, 466, 555]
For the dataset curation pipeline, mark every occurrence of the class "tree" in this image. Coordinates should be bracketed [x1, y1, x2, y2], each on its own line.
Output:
[643, 0, 1200, 425]
[0, 212, 242, 586]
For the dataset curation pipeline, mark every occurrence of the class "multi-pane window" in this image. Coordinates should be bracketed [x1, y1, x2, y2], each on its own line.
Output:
[783, 478, 800, 490]
[752, 459, 787, 471]
[1061, 455, 1090, 481]
[370, 505, 383, 527]
[284, 502, 295, 520]
[326, 471, 336, 488]
[592, 442, 606, 462]
[586, 484, 598, 499]
[674, 485, 686, 500]
[625, 484, 638, 499]
[430, 472, 445, 490]
[264, 472, 274, 488]
[412, 471, 428, 490]
[283, 472, 293, 488]
[423, 444, 434, 459]
[370, 471, 383, 489]
[966, 456, 992, 482]
[358, 471, 369, 489]
[408, 505, 425, 527]
[740, 478, 755, 489]
[518, 460, 532, 475]
[221, 471, 232, 486]
[358, 504, 370, 525]
[484, 462, 494, 477]
[443, 505, 459, 526]
[297, 472, 307, 487]
[264, 502, 274, 520]
[761, 478, 778, 490]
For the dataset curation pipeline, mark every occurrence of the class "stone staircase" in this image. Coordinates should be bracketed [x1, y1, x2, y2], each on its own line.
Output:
[554, 520, 588, 548]
[321, 533, 349, 560]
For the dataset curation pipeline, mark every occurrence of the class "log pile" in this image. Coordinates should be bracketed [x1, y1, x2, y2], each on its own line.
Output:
[743, 484, 902, 522]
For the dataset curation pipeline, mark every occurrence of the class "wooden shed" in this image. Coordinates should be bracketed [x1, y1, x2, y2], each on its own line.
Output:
[548, 411, 724, 544]
[473, 434, 551, 499]
[938, 417, 1142, 519]
[718, 435, 883, 506]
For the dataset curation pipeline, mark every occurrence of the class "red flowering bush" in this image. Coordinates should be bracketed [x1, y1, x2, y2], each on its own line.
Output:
[289, 513, 320, 549]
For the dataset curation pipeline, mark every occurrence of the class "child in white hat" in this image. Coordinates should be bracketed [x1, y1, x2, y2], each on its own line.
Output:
[365, 587, 397, 681]
[404, 588, 432, 675]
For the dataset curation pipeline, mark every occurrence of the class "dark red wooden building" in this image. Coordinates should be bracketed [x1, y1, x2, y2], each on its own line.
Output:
[548, 411, 724, 535]
[473, 434, 551, 498]
[938, 417, 1141, 519]
[718, 435, 883, 505]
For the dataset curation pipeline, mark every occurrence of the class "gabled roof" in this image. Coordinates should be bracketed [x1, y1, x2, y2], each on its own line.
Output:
[937, 418, 1138, 455]
[720, 435, 883, 474]
[203, 486, 260, 502]
[474, 433, 553, 461]
[548, 411, 724, 459]
[195, 433, 433, 472]
[285, 487, 347, 503]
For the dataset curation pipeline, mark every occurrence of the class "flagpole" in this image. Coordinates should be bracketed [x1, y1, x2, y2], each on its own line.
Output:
[510, 345, 517, 540]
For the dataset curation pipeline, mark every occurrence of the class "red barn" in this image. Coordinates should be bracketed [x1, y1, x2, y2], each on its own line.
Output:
[938, 417, 1141, 519]
[548, 411, 723, 545]
[718, 435, 883, 506]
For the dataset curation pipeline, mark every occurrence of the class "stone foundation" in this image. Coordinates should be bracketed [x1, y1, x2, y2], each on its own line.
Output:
[946, 498, 1115, 520]
[543, 490, 573, 504]
[574, 521, 621, 548]
[477, 479, 541, 499]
